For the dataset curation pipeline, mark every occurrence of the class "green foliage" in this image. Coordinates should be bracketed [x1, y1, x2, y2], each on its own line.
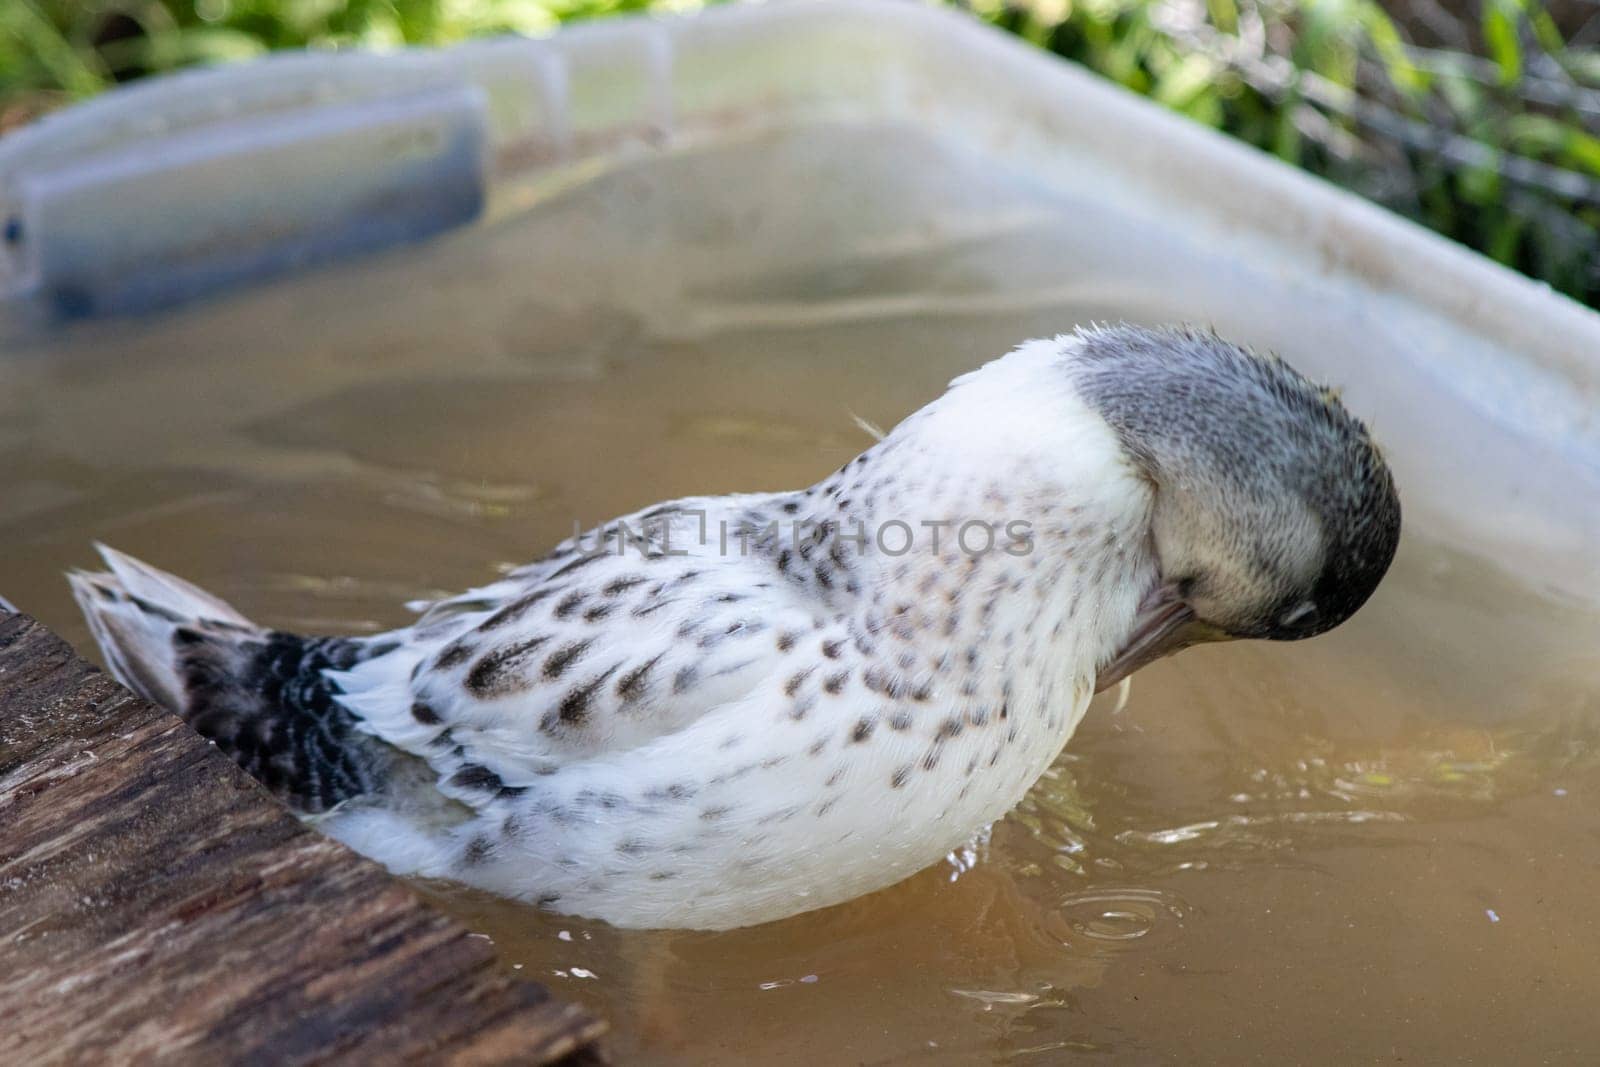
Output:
[970, 0, 1600, 305]
[0, 0, 677, 103]
[2, 0, 1597, 304]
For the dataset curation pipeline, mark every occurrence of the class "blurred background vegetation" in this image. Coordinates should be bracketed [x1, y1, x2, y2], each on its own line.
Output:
[2, 0, 1598, 305]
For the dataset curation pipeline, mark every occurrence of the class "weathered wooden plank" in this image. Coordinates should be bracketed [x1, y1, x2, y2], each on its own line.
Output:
[0, 613, 606, 1065]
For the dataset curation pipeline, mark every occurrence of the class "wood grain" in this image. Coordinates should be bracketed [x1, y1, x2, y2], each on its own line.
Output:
[0, 613, 606, 1065]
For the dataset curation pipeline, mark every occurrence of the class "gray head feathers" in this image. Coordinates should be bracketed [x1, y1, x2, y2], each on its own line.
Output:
[1069, 323, 1401, 641]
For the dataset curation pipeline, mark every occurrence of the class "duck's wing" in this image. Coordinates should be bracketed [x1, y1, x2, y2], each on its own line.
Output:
[330, 493, 833, 798]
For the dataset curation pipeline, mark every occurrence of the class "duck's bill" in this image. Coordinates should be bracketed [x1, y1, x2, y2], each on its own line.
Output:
[1093, 589, 1218, 693]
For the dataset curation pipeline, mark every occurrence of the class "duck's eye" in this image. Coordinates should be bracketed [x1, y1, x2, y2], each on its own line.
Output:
[1278, 601, 1319, 630]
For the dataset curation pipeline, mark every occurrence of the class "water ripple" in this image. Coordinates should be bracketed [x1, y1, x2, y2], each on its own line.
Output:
[1055, 886, 1192, 950]
[1115, 809, 1409, 851]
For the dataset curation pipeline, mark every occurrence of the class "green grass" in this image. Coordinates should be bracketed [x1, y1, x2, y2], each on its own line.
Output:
[3, 0, 1598, 305]
[973, 0, 1600, 305]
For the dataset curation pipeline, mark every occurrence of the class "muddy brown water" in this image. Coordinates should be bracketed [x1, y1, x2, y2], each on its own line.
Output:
[2, 124, 1598, 1063]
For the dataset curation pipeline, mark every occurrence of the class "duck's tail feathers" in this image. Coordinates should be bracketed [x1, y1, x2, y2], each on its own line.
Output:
[69, 544, 391, 813]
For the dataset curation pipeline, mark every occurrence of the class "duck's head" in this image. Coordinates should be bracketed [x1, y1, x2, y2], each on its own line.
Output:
[1070, 324, 1401, 690]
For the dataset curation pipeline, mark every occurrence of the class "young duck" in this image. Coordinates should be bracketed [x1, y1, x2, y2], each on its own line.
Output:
[71, 324, 1400, 931]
